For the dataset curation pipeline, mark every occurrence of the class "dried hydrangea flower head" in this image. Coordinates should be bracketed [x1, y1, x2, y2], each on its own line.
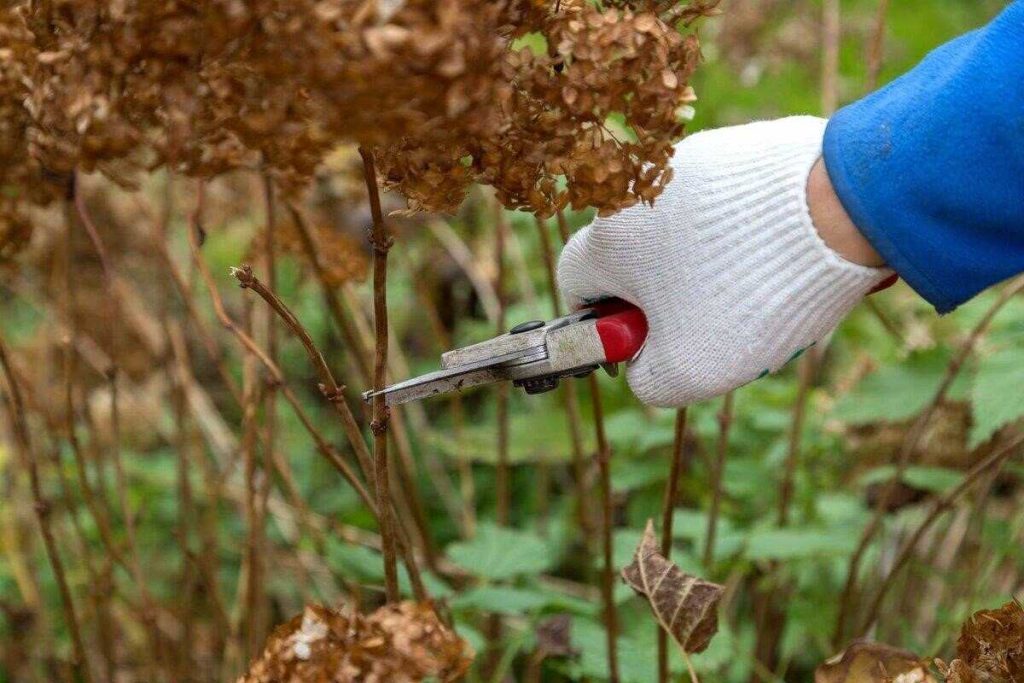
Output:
[1, 0, 717, 261]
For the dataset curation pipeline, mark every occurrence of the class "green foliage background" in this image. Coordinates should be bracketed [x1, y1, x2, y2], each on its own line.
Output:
[0, 1, 1020, 682]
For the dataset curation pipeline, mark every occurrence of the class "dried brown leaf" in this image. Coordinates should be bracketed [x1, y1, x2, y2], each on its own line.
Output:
[621, 519, 723, 654]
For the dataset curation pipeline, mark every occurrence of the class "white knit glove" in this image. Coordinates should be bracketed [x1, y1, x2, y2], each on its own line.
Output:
[557, 116, 892, 407]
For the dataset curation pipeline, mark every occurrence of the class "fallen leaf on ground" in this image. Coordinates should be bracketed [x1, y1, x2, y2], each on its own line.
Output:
[621, 519, 723, 654]
[239, 601, 472, 683]
[816, 640, 935, 683]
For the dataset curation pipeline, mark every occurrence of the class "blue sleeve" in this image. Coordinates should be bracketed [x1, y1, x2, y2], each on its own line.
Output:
[822, 1, 1024, 313]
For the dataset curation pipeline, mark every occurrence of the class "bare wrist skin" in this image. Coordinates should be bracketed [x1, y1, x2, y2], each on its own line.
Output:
[807, 158, 886, 267]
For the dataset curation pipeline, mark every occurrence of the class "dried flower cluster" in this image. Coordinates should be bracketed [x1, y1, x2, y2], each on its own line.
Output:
[939, 600, 1024, 682]
[239, 602, 472, 683]
[0, 0, 715, 261]
[378, 0, 709, 215]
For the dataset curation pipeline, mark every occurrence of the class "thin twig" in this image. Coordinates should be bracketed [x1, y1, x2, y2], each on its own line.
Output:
[229, 264, 430, 600]
[864, 0, 890, 93]
[253, 171, 278, 647]
[834, 274, 1024, 644]
[149, 219, 243, 404]
[821, 0, 841, 116]
[288, 203, 441, 568]
[428, 219, 501, 324]
[704, 392, 734, 569]
[779, 358, 812, 527]
[0, 335, 92, 682]
[184, 185, 376, 514]
[658, 408, 688, 682]
[237, 300, 263, 664]
[496, 206, 511, 526]
[59, 202, 127, 575]
[408, 270, 477, 537]
[589, 374, 620, 682]
[285, 202, 373, 383]
[864, 297, 905, 347]
[856, 429, 1024, 635]
[555, 209, 594, 545]
[72, 176, 163, 665]
[339, 284, 442, 567]
[360, 147, 400, 603]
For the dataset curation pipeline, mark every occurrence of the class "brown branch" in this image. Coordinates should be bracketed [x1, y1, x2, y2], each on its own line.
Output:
[0, 335, 92, 682]
[535, 216, 561, 319]
[548, 208, 610, 671]
[249, 171, 277, 651]
[778, 358, 812, 527]
[856, 429, 1024, 635]
[428, 219, 501, 324]
[555, 209, 594, 545]
[229, 264, 428, 600]
[59, 201, 128, 576]
[338, 285, 442, 568]
[238, 301, 263, 663]
[821, 0, 841, 115]
[285, 202, 373, 383]
[865, 0, 890, 93]
[589, 374, 620, 682]
[70, 178, 164, 663]
[495, 206, 511, 526]
[149, 226, 243, 404]
[863, 297, 905, 347]
[834, 273, 1024, 644]
[704, 391, 734, 569]
[360, 147, 400, 603]
[165, 322, 197, 673]
[408, 268, 477, 538]
[184, 184, 377, 516]
[658, 407, 689, 682]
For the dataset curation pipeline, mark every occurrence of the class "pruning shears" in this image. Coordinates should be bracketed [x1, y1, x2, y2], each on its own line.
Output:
[361, 299, 649, 407]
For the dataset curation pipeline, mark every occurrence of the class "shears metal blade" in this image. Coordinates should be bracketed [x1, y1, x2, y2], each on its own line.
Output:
[362, 299, 648, 407]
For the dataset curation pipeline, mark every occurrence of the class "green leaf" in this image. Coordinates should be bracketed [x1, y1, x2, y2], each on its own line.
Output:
[567, 617, 664, 683]
[859, 465, 964, 494]
[815, 493, 869, 527]
[671, 510, 746, 559]
[970, 345, 1024, 447]
[449, 586, 551, 614]
[744, 526, 858, 560]
[605, 408, 675, 454]
[610, 457, 668, 492]
[325, 538, 451, 598]
[446, 524, 558, 580]
[428, 409, 589, 465]
[832, 349, 970, 425]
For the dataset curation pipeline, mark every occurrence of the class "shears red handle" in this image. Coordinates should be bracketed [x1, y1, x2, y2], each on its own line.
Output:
[589, 299, 649, 363]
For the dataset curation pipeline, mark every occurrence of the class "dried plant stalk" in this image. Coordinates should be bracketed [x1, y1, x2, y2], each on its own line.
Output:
[230, 265, 427, 601]
[589, 374, 620, 682]
[360, 147, 401, 602]
[0, 334, 92, 683]
[704, 391, 734, 569]
[658, 408, 689, 682]
[857, 429, 1024, 636]
[835, 274, 1024, 644]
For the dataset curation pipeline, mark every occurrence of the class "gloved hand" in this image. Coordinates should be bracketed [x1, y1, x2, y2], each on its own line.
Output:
[557, 116, 893, 407]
